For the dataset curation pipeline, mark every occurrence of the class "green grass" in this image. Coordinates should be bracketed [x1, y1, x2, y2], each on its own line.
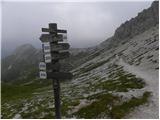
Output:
[73, 91, 151, 119]
[110, 91, 151, 118]
[96, 71, 145, 92]
[1, 80, 52, 102]
[20, 105, 55, 119]
[61, 99, 80, 117]
[74, 93, 119, 118]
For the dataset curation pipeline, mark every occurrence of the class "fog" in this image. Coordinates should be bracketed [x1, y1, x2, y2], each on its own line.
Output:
[1, 0, 152, 56]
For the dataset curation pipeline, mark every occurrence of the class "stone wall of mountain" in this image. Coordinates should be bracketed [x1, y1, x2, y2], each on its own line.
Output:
[114, 1, 158, 40]
[100, 1, 159, 49]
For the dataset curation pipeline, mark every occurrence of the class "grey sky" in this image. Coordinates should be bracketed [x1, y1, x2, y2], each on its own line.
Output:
[1, 1, 152, 56]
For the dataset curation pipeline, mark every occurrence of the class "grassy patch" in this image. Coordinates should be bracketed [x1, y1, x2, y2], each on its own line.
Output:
[73, 93, 119, 118]
[73, 91, 151, 119]
[96, 71, 145, 92]
[61, 99, 80, 117]
[21, 106, 55, 119]
[1, 80, 52, 102]
[70, 100, 80, 106]
[110, 91, 151, 118]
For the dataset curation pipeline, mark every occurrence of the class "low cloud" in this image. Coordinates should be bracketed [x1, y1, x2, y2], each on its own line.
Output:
[1, 1, 152, 56]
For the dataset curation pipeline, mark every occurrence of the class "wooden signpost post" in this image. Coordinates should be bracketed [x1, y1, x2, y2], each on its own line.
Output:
[39, 23, 73, 119]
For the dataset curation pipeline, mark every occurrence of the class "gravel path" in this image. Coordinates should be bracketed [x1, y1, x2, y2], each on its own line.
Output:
[118, 58, 159, 119]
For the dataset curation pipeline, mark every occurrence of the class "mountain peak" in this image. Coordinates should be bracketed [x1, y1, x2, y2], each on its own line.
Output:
[13, 44, 36, 56]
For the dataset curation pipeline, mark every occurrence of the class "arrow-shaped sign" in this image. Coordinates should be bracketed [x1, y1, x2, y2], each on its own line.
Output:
[42, 28, 67, 33]
[40, 34, 63, 42]
[39, 62, 61, 71]
[51, 43, 70, 51]
[44, 51, 70, 63]
[43, 42, 70, 52]
[39, 71, 73, 79]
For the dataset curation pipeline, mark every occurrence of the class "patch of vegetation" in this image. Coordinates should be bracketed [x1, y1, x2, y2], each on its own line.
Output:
[73, 93, 119, 118]
[21, 105, 55, 119]
[61, 99, 80, 117]
[96, 71, 145, 92]
[70, 100, 80, 106]
[110, 91, 151, 118]
[61, 102, 70, 116]
[1, 80, 52, 102]
[73, 91, 151, 119]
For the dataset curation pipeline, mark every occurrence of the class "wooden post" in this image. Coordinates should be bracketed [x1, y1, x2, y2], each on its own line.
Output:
[49, 23, 61, 119]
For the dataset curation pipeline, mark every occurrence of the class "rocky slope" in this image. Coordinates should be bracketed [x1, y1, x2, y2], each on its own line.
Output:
[1, 1, 159, 119]
[1, 44, 41, 82]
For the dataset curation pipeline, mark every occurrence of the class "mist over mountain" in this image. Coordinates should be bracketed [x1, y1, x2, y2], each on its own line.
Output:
[2, 1, 152, 58]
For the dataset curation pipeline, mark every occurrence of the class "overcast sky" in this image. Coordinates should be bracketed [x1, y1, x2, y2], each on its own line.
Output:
[1, 0, 153, 56]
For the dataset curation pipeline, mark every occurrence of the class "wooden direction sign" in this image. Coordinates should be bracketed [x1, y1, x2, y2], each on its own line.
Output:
[49, 72, 72, 79]
[39, 23, 72, 119]
[44, 51, 70, 63]
[43, 42, 70, 52]
[40, 34, 63, 42]
[40, 71, 73, 79]
[42, 28, 67, 33]
[39, 62, 60, 71]
[51, 43, 70, 51]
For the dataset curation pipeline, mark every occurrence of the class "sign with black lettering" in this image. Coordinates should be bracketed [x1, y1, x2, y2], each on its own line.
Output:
[44, 53, 52, 63]
[42, 42, 70, 52]
[39, 62, 46, 70]
[39, 71, 47, 79]
[43, 42, 51, 53]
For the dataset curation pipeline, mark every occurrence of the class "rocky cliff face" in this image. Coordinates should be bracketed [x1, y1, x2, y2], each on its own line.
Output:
[114, 1, 158, 40]
[100, 1, 158, 50]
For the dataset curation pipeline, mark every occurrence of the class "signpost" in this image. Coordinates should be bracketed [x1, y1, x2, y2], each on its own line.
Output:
[39, 23, 73, 119]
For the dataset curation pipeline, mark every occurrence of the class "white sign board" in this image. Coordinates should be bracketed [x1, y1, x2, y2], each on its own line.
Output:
[43, 42, 51, 53]
[44, 53, 52, 63]
[63, 33, 67, 40]
[39, 62, 46, 70]
[39, 71, 47, 79]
